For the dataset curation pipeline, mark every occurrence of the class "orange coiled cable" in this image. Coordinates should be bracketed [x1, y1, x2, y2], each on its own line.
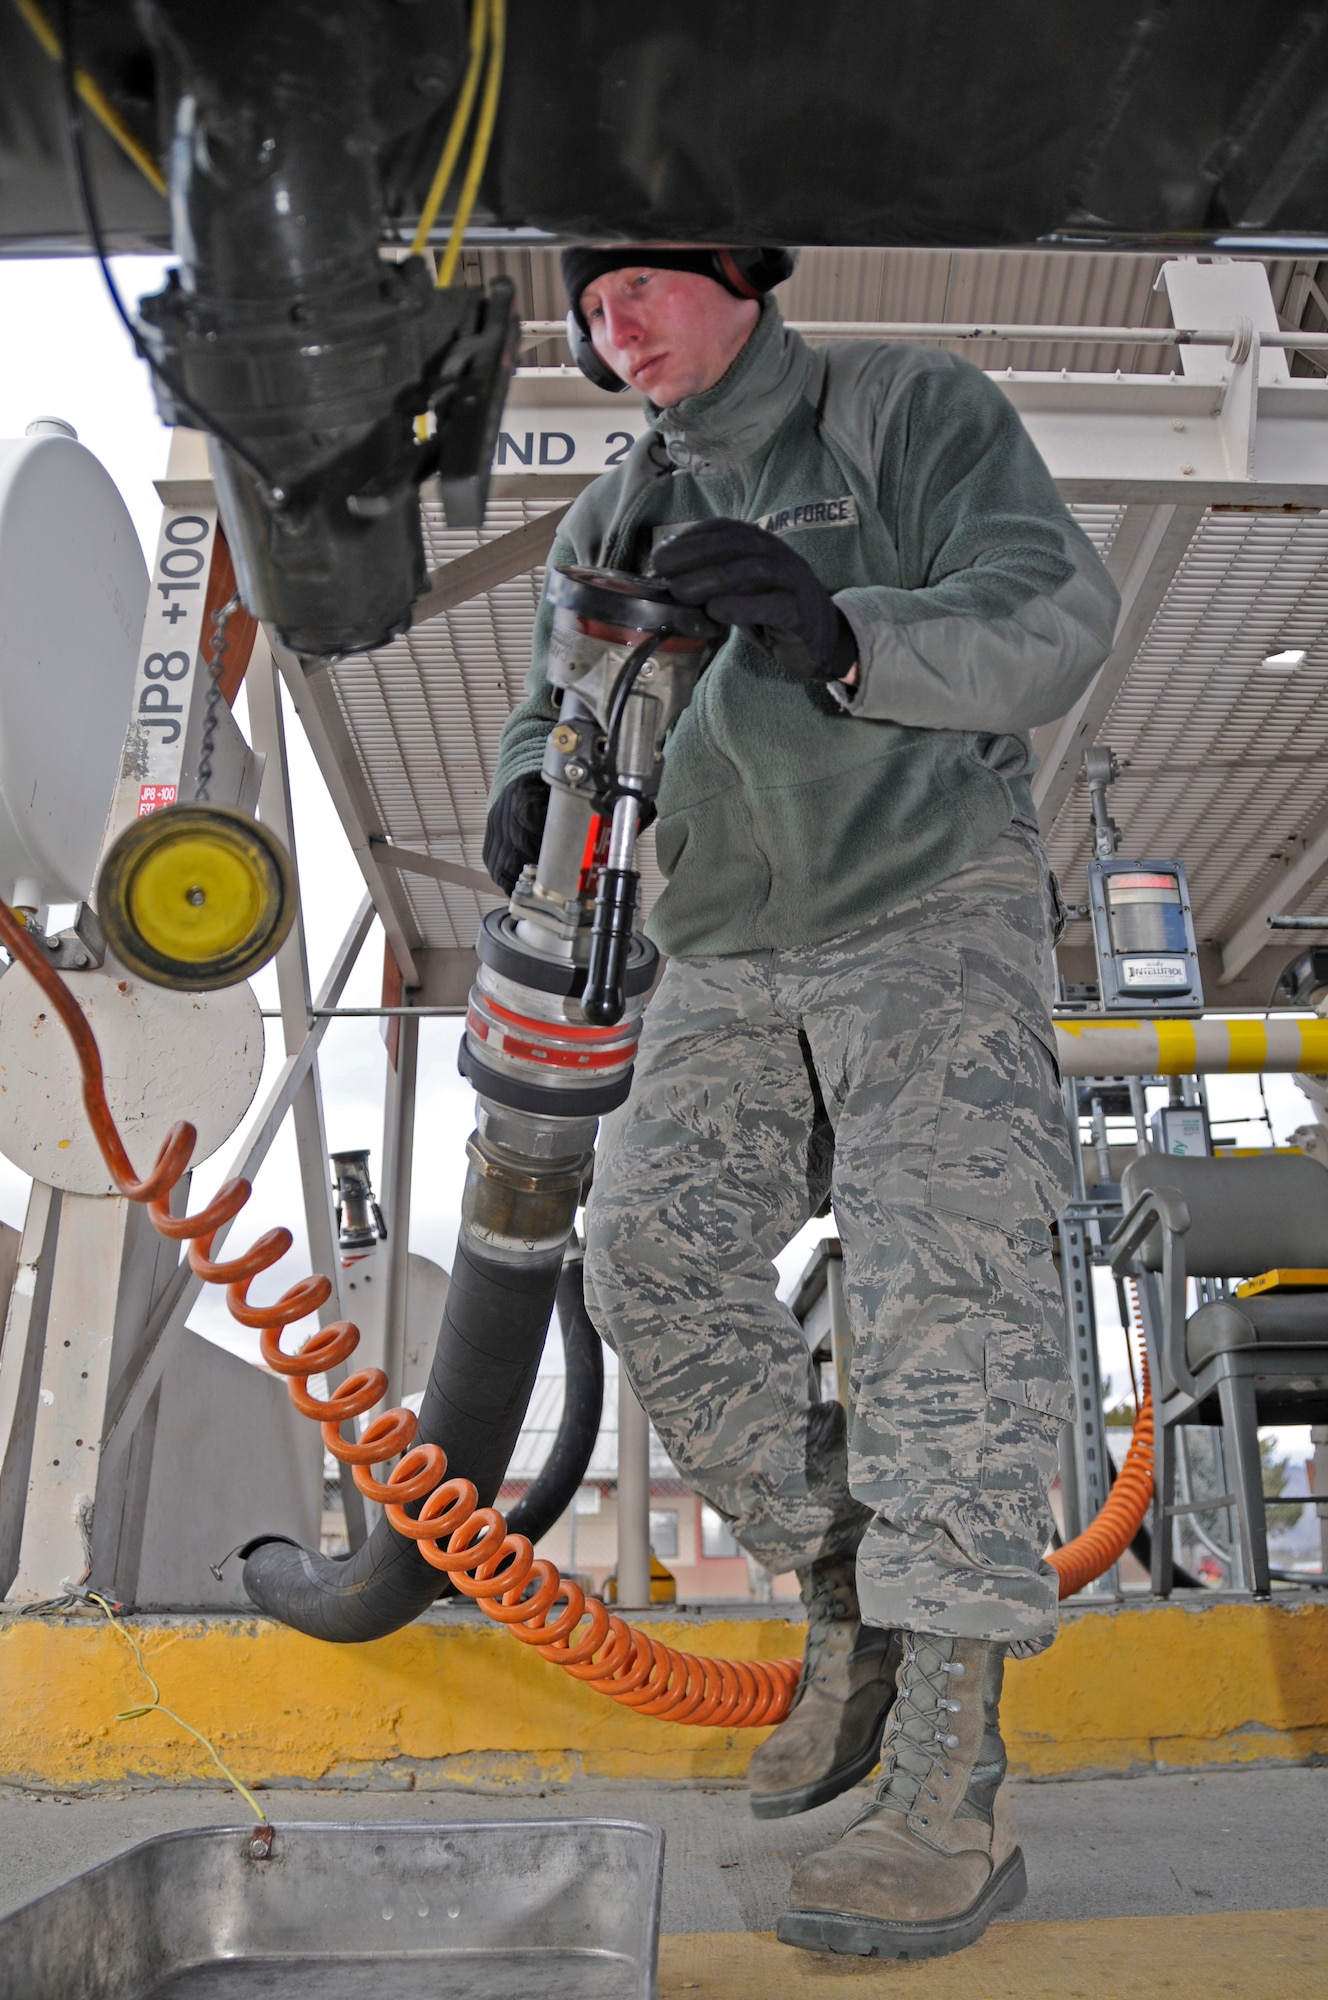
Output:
[1047, 1281, 1155, 1597]
[0, 898, 799, 1727]
[0, 896, 1146, 1669]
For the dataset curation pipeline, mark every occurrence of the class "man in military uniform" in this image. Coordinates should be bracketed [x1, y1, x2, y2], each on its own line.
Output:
[484, 246, 1119, 1960]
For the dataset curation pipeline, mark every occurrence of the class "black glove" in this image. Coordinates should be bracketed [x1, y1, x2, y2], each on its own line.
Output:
[483, 771, 548, 893]
[653, 519, 859, 683]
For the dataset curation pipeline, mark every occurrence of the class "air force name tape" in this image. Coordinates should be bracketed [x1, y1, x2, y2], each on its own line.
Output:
[758, 496, 858, 537]
[652, 498, 859, 550]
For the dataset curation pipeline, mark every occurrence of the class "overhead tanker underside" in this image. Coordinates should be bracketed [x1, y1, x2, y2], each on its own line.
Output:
[1, 2, 1326, 257]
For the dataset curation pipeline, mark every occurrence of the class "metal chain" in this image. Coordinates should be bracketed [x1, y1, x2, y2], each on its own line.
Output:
[196, 591, 240, 803]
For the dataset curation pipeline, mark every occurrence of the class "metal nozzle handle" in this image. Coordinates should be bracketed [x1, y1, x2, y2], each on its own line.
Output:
[582, 868, 638, 1026]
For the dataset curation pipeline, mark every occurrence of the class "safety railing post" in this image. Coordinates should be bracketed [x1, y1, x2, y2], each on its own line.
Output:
[616, 1368, 651, 1609]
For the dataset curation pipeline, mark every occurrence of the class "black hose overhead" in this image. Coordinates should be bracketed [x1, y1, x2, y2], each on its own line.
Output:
[507, 1259, 605, 1547]
[242, 1241, 564, 1642]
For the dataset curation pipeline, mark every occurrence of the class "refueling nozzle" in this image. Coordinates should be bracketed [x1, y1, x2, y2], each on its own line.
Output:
[534, 567, 723, 1025]
[457, 565, 721, 1134]
[331, 1148, 387, 1253]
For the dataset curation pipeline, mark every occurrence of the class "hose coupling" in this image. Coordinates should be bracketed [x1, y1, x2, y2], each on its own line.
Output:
[460, 1126, 590, 1262]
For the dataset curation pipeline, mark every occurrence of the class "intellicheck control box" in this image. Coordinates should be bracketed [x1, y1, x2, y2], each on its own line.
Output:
[1088, 858, 1203, 1014]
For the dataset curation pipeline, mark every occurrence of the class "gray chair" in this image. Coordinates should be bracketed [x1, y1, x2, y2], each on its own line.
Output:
[1107, 1152, 1328, 1595]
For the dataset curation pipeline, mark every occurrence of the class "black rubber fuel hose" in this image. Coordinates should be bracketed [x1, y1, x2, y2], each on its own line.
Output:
[241, 1238, 564, 1642]
[507, 1258, 605, 1547]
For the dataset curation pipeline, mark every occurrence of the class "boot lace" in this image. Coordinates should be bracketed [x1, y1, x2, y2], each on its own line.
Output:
[851, 1637, 963, 1827]
[790, 1561, 858, 1703]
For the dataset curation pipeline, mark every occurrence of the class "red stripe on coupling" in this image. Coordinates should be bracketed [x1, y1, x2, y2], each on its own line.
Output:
[500, 1033, 629, 1071]
[466, 1005, 636, 1072]
[484, 994, 624, 1042]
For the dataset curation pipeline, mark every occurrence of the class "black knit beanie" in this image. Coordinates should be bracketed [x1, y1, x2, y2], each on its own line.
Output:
[562, 247, 748, 331]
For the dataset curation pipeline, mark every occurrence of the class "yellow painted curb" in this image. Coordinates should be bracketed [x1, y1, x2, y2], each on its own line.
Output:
[657, 1911, 1328, 1999]
[1, 1597, 1325, 1791]
[1003, 1599, 1328, 1777]
[0, 1610, 796, 1790]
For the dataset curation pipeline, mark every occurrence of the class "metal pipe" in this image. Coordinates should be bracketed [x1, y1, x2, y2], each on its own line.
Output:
[517, 319, 1328, 352]
[1089, 1093, 1112, 1185]
[1313, 1426, 1328, 1575]
[378, 1010, 419, 1412]
[616, 1369, 651, 1610]
[1056, 1016, 1328, 1076]
[259, 1007, 467, 1017]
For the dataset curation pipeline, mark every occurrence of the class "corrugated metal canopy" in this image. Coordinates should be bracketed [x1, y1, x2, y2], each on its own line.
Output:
[310, 247, 1328, 993]
[325, 496, 554, 954]
[1044, 506, 1328, 956]
[490, 244, 1328, 375]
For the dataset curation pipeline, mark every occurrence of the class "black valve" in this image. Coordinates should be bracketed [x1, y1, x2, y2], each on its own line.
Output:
[582, 868, 639, 1026]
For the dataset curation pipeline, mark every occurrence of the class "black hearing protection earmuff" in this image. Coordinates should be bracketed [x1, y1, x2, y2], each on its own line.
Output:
[565, 247, 798, 393]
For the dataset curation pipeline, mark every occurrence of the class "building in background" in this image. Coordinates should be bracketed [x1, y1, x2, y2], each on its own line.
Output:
[499, 1377, 801, 1605]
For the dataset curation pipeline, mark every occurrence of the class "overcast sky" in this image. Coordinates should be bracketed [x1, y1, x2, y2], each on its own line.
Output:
[0, 254, 1319, 1442]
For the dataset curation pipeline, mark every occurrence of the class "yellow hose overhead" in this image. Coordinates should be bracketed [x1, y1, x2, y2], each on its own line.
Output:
[13, 0, 167, 197]
[409, 0, 506, 286]
[410, 0, 490, 262]
[437, 0, 505, 288]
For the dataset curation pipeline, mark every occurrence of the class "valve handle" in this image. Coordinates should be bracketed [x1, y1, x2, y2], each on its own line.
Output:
[582, 868, 638, 1026]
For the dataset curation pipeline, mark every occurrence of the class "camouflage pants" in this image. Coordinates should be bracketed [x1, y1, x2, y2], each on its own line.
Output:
[583, 823, 1074, 1650]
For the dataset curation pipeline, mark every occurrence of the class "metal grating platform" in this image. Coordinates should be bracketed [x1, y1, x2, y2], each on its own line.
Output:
[323, 497, 559, 955]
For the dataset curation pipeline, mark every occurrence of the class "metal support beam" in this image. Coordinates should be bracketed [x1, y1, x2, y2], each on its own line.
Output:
[1313, 1425, 1328, 1574]
[377, 1009, 419, 1412]
[92, 894, 376, 1481]
[411, 506, 570, 627]
[6, 1193, 182, 1601]
[247, 639, 367, 1547]
[1220, 799, 1328, 982]
[267, 630, 423, 988]
[0, 1185, 61, 1595]
[1031, 504, 1204, 825]
[516, 317, 1328, 354]
[370, 839, 498, 899]
[1057, 1210, 1117, 1593]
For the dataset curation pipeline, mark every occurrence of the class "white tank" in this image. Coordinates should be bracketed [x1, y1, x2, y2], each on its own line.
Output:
[0, 421, 148, 909]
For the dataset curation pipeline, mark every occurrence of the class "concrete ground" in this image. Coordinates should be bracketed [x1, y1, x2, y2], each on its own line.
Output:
[2, 1764, 1324, 1932]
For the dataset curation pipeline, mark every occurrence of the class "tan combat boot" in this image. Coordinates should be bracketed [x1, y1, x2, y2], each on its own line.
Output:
[747, 1556, 900, 1819]
[777, 1633, 1025, 1958]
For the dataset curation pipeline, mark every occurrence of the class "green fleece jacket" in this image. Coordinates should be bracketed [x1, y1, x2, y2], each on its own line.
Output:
[492, 299, 1119, 958]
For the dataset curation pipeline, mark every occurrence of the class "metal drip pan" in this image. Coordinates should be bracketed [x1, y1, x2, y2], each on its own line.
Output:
[0, 1818, 664, 1999]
